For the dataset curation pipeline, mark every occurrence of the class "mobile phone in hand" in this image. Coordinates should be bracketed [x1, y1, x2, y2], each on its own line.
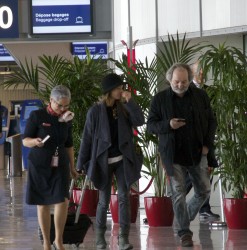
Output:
[41, 135, 50, 143]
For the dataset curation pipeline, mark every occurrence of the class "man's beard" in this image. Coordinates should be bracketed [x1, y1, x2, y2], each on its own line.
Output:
[171, 85, 189, 95]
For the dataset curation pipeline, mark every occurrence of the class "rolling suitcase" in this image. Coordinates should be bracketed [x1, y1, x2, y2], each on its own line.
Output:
[38, 176, 93, 249]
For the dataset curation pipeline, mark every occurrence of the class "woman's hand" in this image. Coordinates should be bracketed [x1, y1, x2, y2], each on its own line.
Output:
[23, 137, 44, 148]
[70, 168, 81, 179]
[36, 138, 45, 147]
[121, 91, 131, 102]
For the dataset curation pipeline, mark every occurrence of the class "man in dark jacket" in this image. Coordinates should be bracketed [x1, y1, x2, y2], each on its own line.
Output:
[147, 63, 217, 247]
[185, 62, 220, 220]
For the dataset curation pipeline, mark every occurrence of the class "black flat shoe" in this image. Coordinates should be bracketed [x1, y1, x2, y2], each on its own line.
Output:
[52, 242, 60, 250]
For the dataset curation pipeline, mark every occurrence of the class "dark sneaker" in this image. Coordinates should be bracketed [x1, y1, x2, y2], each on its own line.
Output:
[181, 234, 193, 247]
[199, 211, 220, 219]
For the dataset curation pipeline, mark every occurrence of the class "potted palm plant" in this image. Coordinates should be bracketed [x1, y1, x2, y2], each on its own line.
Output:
[199, 43, 247, 229]
[110, 32, 202, 226]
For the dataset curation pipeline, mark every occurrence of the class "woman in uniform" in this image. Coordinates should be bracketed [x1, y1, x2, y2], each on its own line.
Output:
[23, 85, 78, 250]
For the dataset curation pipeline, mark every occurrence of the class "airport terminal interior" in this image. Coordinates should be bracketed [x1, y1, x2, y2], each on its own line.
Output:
[1, 0, 247, 249]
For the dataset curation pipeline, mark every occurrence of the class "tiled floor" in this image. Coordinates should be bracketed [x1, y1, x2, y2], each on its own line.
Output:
[0, 169, 247, 250]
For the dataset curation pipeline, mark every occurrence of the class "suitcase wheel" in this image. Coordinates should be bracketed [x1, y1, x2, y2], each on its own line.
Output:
[71, 243, 80, 249]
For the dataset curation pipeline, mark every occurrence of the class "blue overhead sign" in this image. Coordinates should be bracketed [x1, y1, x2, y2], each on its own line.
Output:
[31, 0, 93, 34]
[0, 44, 15, 62]
[0, 0, 19, 38]
[71, 42, 108, 59]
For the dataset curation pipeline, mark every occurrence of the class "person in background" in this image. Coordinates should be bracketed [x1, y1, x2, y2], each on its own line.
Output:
[186, 61, 220, 220]
[23, 85, 78, 250]
[147, 63, 217, 247]
[76, 73, 144, 250]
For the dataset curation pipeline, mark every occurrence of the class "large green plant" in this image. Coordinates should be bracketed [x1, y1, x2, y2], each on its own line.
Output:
[2, 50, 110, 160]
[110, 33, 202, 196]
[199, 43, 247, 198]
[157, 32, 203, 81]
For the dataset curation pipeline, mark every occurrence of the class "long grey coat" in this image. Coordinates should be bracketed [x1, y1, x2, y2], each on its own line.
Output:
[76, 99, 144, 190]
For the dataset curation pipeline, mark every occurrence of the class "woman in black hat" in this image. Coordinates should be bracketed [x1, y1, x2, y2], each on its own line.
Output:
[77, 73, 144, 249]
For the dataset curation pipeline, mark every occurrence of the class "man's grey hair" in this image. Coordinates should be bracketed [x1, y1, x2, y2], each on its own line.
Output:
[50, 85, 71, 101]
[166, 63, 193, 83]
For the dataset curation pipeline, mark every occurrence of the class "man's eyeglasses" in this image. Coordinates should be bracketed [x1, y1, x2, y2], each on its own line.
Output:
[52, 99, 70, 109]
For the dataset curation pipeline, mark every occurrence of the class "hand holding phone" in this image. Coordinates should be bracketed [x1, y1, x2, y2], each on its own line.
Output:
[170, 118, 186, 129]
[41, 135, 50, 143]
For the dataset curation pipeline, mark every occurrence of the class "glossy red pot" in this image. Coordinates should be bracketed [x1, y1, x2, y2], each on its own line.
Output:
[110, 194, 139, 223]
[144, 196, 174, 227]
[73, 189, 99, 217]
[223, 198, 247, 229]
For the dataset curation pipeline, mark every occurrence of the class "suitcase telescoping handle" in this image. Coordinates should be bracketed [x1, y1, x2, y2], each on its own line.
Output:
[71, 175, 89, 224]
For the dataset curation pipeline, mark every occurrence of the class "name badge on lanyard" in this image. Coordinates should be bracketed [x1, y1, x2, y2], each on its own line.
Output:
[51, 147, 59, 167]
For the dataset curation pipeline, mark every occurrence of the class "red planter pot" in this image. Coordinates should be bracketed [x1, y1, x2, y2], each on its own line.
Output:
[223, 198, 247, 229]
[110, 194, 139, 223]
[144, 196, 174, 227]
[73, 189, 99, 217]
